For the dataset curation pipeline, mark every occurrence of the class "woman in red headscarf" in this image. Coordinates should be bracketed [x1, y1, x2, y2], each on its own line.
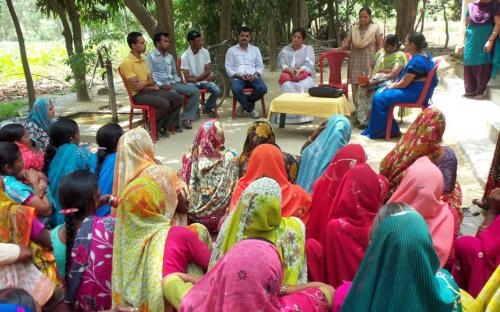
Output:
[306, 163, 387, 286]
[306, 144, 367, 242]
[229, 144, 312, 225]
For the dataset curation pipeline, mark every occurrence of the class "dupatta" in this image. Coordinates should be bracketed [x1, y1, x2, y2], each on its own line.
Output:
[212, 177, 307, 285]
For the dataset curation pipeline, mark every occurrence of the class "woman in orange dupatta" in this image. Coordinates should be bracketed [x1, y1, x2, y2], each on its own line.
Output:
[229, 144, 312, 225]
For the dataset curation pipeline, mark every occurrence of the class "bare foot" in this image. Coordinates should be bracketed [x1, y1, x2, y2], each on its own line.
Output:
[463, 92, 476, 97]
[473, 94, 486, 100]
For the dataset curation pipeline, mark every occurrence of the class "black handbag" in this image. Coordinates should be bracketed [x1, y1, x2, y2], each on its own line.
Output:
[308, 86, 344, 98]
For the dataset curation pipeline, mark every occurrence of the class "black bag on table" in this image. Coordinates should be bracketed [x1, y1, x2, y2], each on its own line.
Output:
[308, 86, 344, 98]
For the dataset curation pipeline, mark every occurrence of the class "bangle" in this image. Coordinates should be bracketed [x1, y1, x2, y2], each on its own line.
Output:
[280, 284, 288, 296]
[493, 31, 498, 36]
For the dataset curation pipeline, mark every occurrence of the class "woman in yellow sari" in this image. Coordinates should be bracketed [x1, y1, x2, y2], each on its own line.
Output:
[112, 171, 211, 312]
[112, 128, 187, 224]
[0, 185, 61, 308]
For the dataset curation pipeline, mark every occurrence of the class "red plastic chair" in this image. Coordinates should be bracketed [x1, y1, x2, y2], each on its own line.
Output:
[385, 59, 440, 141]
[232, 88, 266, 119]
[118, 67, 157, 143]
[319, 50, 350, 99]
[176, 58, 216, 116]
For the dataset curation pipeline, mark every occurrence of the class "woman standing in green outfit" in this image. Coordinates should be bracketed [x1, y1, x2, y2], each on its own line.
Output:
[461, 0, 500, 99]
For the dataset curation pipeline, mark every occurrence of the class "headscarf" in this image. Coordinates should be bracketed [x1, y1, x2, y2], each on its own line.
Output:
[212, 177, 307, 285]
[322, 163, 387, 287]
[112, 128, 156, 197]
[26, 98, 52, 133]
[112, 173, 178, 312]
[297, 115, 352, 193]
[380, 108, 446, 191]
[340, 210, 461, 312]
[307, 144, 367, 241]
[388, 156, 454, 267]
[230, 144, 312, 224]
[372, 49, 408, 76]
[468, 0, 496, 25]
[48, 143, 92, 225]
[0, 190, 59, 287]
[239, 120, 300, 183]
[181, 120, 239, 232]
[181, 239, 330, 312]
[181, 119, 226, 183]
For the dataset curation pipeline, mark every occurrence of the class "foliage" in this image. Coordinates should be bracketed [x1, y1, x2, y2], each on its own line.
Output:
[0, 99, 28, 120]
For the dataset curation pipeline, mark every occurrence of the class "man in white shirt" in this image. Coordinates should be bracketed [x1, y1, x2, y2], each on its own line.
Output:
[181, 31, 220, 118]
[225, 26, 267, 118]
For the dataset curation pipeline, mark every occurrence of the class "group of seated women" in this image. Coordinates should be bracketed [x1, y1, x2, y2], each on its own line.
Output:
[0, 50, 498, 312]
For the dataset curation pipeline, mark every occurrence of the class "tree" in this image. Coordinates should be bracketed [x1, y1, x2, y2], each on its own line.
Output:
[291, 0, 308, 30]
[122, 0, 177, 58]
[38, 0, 91, 101]
[396, 0, 419, 40]
[6, 0, 36, 106]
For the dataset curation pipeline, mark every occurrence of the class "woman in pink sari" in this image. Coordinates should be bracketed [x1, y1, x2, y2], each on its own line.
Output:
[452, 187, 500, 298]
[306, 144, 367, 242]
[167, 239, 333, 312]
[388, 156, 455, 267]
[306, 163, 387, 286]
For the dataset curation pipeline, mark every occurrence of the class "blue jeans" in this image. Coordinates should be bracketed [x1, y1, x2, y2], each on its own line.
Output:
[198, 82, 221, 111]
[172, 83, 200, 121]
[231, 77, 267, 112]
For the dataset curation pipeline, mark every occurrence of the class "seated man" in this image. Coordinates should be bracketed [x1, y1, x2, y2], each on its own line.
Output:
[120, 32, 182, 138]
[181, 30, 221, 118]
[147, 32, 199, 129]
[225, 26, 267, 118]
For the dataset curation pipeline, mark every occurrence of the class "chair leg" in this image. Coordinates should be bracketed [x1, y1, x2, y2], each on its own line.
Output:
[129, 107, 134, 130]
[199, 93, 205, 115]
[385, 106, 395, 141]
[261, 96, 266, 117]
[232, 96, 237, 119]
[149, 109, 157, 143]
[142, 111, 147, 128]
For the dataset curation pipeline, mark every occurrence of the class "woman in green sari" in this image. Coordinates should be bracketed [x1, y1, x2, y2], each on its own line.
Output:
[356, 35, 407, 128]
[210, 177, 307, 286]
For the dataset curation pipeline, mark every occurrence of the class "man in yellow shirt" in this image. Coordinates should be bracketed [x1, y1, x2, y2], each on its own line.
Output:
[120, 32, 183, 138]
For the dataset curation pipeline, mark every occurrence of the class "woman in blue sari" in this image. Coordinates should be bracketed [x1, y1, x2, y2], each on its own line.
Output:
[89, 123, 123, 216]
[24, 98, 55, 150]
[362, 32, 438, 139]
[43, 118, 92, 226]
[296, 115, 351, 193]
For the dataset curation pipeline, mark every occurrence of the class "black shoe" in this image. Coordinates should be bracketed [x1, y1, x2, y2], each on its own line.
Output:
[182, 120, 193, 129]
[175, 126, 183, 133]
[158, 129, 169, 138]
[204, 109, 217, 118]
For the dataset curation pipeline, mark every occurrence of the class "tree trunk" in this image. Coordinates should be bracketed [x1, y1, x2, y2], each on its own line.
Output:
[327, 0, 336, 47]
[334, 0, 341, 45]
[47, 0, 73, 56]
[65, 0, 90, 101]
[219, 0, 232, 58]
[6, 0, 36, 107]
[442, 0, 450, 49]
[123, 0, 158, 38]
[291, 0, 308, 30]
[396, 0, 419, 40]
[420, 0, 426, 32]
[155, 0, 177, 58]
[268, 17, 278, 72]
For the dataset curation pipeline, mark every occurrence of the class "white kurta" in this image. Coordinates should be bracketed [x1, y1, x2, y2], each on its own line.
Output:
[277, 44, 316, 123]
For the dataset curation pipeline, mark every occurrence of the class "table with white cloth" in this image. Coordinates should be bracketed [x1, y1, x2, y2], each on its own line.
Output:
[268, 93, 351, 128]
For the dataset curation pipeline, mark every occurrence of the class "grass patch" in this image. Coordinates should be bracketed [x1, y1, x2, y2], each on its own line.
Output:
[0, 99, 28, 121]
